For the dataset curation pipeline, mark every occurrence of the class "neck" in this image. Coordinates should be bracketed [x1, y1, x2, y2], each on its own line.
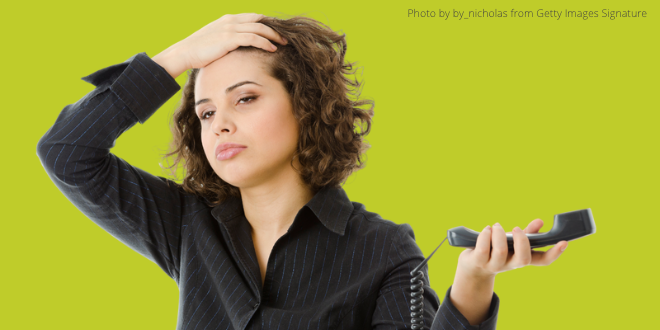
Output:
[240, 175, 314, 241]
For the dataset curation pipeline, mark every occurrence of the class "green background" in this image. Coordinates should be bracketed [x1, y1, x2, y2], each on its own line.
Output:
[5, 0, 658, 328]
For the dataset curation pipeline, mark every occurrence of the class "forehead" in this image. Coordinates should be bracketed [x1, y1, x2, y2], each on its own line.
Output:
[195, 51, 271, 97]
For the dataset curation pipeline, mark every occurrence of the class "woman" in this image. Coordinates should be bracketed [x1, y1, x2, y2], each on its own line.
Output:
[37, 13, 568, 329]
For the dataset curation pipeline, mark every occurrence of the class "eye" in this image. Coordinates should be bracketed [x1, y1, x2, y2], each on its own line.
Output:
[199, 96, 258, 121]
[200, 110, 214, 121]
[237, 95, 258, 105]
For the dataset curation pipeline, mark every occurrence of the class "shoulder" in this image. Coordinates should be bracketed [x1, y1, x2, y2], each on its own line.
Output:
[346, 201, 417, 248]
[346, 202, 429, 294]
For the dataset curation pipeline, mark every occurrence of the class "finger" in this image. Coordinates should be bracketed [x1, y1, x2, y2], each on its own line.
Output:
[213, 13, 264, 27]
[530, 241, 568, 266]
[512, 226, 531, 268]
[523, 218, 544, 234]
[488, 223, 508, 269]
[235, 32, 281, 52]
[233, 14, 288, 45]
[227, 13, 266, 24]
[235, 22, 288, 46]
[473, 225, 492, 266]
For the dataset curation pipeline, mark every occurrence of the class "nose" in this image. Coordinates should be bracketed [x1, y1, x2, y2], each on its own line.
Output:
[210, 107, 235, 135]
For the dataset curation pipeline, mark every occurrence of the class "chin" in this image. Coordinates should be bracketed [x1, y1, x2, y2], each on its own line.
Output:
[216, 168, 256, 188]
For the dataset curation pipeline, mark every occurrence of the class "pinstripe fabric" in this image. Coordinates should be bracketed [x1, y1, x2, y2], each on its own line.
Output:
[36, 52, 499, 330]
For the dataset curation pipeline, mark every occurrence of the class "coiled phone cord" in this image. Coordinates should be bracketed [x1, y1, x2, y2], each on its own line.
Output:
[409, 236, 448, 330]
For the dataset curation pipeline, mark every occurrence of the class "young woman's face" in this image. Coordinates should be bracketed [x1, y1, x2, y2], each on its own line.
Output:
[194, 51, 300, 189]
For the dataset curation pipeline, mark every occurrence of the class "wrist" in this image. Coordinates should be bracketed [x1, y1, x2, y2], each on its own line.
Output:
[453, 265, 495, 292]
[152, 45, 188, 80]
[450, 267, 495, 325]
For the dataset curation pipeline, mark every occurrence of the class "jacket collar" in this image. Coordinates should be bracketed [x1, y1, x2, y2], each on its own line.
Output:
[210, 185, 354, 236]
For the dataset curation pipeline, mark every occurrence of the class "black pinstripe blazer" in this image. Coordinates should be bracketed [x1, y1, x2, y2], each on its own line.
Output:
[36, 52, 499, 330]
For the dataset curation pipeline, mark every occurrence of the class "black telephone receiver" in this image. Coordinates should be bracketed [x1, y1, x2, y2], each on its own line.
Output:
[408, 208, 596, 329]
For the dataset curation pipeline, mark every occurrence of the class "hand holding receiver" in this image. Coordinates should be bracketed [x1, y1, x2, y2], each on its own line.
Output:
[409, 209, 595, 328]
[152, 13, 289, 79]
[447, 208, 596, 251]
[440, 209, 595, 326]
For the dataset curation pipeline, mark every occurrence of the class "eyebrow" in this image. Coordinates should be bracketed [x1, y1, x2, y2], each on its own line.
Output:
[195, 81, 262, 108]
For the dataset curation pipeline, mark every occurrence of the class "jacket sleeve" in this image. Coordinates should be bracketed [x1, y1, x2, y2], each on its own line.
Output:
[36, 52, 184, 282]
[371, 224, 500, 329]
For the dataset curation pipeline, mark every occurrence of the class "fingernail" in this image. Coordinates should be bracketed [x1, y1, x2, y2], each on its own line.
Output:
[484, 225, 491, 231]
[493, 222, 501, 227]
[282, 37, 288, 43]
[561, 243, 568, 252]
[514, 226, 521, 233]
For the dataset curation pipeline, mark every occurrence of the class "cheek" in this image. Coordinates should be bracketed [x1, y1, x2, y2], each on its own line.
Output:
[251, 108, 298, 151]
[201, 132, 216, 160]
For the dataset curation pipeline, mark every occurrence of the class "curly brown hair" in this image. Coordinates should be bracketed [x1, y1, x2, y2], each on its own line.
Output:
[160, 15, 375, 208]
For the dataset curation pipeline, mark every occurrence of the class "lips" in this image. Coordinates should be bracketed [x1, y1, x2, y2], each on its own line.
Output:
[217, 147, 246, 160]
[215, 142, 247, 159]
